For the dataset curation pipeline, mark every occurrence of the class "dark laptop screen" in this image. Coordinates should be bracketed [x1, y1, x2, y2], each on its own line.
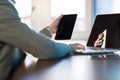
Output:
[87, 14, 120, 49]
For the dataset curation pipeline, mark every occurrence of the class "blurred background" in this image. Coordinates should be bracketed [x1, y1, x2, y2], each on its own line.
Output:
[15, 0, 120, 41]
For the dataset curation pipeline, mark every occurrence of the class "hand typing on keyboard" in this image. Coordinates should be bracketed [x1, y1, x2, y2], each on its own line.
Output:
[69, 43, 85, 55]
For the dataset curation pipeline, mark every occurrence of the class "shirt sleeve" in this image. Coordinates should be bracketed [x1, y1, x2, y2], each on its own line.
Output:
[40, 27, 52, 39]
[0, 1, 72, 59]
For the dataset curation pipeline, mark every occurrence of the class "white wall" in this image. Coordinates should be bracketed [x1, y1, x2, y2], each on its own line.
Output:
[31, 0, 52, 32]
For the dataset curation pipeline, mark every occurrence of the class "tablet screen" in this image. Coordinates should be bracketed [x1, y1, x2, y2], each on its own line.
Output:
[55, 14, 77, 40]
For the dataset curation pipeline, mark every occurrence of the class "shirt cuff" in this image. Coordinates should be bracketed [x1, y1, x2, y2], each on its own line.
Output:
[39, 27, 52, 38]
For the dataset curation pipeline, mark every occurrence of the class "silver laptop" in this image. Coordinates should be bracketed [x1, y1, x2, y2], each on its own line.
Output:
[75, 47, 120, 55]
[76, 14, 120, 55]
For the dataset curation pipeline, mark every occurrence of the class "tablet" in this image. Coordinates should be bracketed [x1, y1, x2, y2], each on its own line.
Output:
[55, 14, 77, 40]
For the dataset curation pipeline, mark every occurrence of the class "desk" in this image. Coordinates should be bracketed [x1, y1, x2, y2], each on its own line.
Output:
[11, 53, 120, 80]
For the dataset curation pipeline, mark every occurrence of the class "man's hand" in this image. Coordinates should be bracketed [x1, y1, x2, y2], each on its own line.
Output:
[94, 33, 104, 47]
[48, 14, 63, 34]
[69, 43, 85, 55]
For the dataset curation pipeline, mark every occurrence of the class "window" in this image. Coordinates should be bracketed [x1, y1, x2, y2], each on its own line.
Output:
[51, 0, 86, 31]
[15, 0, 32, 17]
[14, 0, 32, 27]
[50, 0, 93, 40]
[94, 0, 120, 17]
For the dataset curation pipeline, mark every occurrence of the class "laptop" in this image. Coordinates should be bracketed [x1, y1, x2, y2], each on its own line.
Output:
[75, 47, 120, 55]
[87, 14, 120, 49]
[55, 14, 77, 40]
[76, 14, 120, 55]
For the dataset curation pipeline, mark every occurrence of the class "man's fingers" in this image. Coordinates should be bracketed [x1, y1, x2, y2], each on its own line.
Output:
[98, 33, 104, 39]
[97, 39, 104, 43]
[58, 14, 63, 20]
[69, 43, 85, 50]
[94, 39, 104, 47]
[76, 44, 85, 50]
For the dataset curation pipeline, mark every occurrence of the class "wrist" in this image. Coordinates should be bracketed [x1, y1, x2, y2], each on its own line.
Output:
[46, 26, 52, 34]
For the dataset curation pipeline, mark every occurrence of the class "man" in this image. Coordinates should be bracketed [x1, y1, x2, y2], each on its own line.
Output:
[0, 0, 85, 80]
[0, 0, 103, 80]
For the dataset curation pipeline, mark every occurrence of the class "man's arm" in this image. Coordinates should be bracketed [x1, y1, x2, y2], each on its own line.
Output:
[0, 1, 72, 59]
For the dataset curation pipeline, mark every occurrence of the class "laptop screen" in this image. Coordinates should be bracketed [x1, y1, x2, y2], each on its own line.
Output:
[87, 14, 120, 49]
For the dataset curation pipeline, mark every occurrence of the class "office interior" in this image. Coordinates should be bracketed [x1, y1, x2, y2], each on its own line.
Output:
[16, 0, 120, 41]
[2, 1, 120, 80]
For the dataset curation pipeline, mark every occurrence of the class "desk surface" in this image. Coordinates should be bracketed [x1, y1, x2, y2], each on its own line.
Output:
[11, 53, 120, 80]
